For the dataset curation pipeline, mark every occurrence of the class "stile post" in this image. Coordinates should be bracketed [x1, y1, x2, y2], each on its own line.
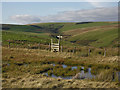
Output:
[58, 39, 60, 52]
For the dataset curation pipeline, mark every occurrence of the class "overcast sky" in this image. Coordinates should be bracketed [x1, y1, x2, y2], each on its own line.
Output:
[2, 1, 118, 24]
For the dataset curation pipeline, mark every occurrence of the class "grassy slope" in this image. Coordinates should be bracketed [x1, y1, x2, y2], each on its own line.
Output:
[59, 22, 118, 32]
[60, 22, 118, 47]
[2, 24, 42, 33]
[2, 22, 118, 47]
[2, 31, 51, 45]
[68, 28, 118, 47]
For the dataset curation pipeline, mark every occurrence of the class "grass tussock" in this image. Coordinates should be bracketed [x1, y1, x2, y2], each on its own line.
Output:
[95, 69, 119, 82]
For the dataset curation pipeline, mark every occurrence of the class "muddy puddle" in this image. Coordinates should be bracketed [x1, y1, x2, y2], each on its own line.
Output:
[44, 63, 95, 80]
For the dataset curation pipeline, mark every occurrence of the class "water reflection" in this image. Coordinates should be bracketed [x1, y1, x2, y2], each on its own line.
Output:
[79, 68, 95, 79]
[53, 64, 55, 66]
[119, 72, 120, 81]
[117, 72, 120, 81]
[62, 64, 67, 68]
[46, 63, 95, 79]
[71, 66, 77, 70]
[44, 73, 72, 79]
[51, 74, 72, 79]
[24, 64, 28, 67]
[7, 63, 10, 66]
[81, 67, 84, 70]
[44, 68, 95, 80]
[6, 63, 28, 67]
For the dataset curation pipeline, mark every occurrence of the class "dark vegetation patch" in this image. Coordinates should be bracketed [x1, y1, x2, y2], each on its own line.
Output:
[70, 40, 97, 46]
[30, 25, 43, 29]
[75, 22, 93, 25]
[111, 38, 119, 47]
[2, 24, 12, 30]
[31, 24, 64, 34]
[72, 40, 97, 46]
[2, 27, 10, 30]
[6, 40, 28, 44]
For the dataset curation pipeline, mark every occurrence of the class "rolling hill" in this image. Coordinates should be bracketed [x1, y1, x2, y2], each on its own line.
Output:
[1, 22, 118, 48]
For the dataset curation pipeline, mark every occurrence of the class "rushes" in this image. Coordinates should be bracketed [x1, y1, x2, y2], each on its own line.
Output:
[95, 69, 119, 82]
[2, 47, 119, 83]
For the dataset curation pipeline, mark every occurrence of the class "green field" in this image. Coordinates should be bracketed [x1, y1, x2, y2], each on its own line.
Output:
[59, 22, 118, 32]
[2, 22, 118, 48]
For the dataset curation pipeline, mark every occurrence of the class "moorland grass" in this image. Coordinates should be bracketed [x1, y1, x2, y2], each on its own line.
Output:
[2, 47, 119, 79]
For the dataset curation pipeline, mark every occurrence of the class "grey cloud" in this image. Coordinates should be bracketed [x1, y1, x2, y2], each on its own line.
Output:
[10, 7, 118, 24]
[44, 7, 118, 22]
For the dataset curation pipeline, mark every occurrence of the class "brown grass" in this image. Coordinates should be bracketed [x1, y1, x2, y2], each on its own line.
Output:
[2, 46, 119, 88]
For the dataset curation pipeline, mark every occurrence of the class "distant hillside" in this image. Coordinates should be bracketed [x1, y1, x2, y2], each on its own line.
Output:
[2, 22, 118, 48]
[2, 23, 64, 34]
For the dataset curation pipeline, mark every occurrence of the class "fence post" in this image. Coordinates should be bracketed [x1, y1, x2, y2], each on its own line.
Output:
[38, 43, 40, 49]
[28, 43, 30, 49]
[104, 48, 106, 57]
[112, 72, 115, 81]
[49, 43, 51, 51]
[73, 49, 74, 53]
[8, 42, 10, 48]
[74, 46, 76, 53]
[61, 45, 63, 52]
[88, 48, 91, 56]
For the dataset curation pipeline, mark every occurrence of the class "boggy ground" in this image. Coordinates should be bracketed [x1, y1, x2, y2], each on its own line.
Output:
[2, 47, 120, 88]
